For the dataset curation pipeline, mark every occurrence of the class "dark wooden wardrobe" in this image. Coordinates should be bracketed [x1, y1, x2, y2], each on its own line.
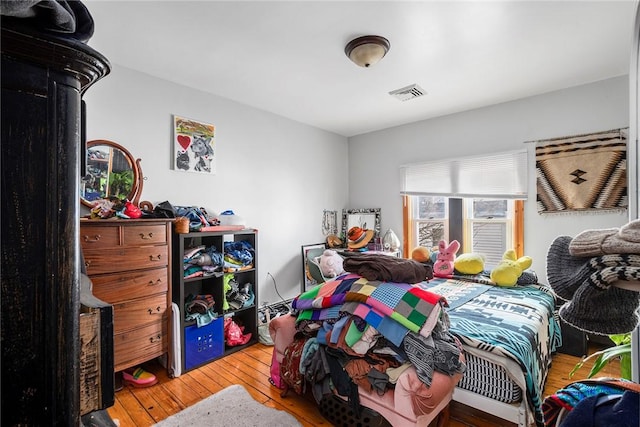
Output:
[1, 19, 112, 425]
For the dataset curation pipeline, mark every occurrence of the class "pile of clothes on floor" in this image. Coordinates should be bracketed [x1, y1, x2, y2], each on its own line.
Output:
[543, 378, 640, 427]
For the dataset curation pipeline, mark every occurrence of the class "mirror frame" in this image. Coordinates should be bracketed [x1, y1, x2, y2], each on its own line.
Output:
[341, 208, 381, 240]
[81, 139, 144, 208]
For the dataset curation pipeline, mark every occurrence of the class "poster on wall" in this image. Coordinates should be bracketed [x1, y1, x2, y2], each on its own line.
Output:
[173, 115, 216, 174]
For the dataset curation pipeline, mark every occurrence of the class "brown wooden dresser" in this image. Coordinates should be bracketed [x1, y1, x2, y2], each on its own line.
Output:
[80, 218, 173, 373]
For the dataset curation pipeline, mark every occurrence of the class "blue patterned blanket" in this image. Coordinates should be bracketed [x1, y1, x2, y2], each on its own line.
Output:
[418, 279, 561, 427]
[420, 276, 492, 309]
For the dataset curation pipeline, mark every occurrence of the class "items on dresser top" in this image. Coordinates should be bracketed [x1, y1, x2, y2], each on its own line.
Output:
[80, 218, 173, 374]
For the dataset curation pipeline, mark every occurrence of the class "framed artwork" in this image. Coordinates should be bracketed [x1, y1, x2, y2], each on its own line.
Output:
[341, 208, 381, 239]
[301, 243, 326, 292]
[173, 115, 216, 174]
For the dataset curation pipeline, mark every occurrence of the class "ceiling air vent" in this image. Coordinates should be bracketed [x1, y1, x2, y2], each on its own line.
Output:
[389, 84, 426, 101]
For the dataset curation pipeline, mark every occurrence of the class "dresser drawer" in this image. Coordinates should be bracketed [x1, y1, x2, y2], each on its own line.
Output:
[90, 267, 168, 303]
[112, 293, 168, 334]
[123, 224, 168, 246]
[83, 245, 168, 275]
[80, 224, 120, 248]
[113, 321, 167, 370]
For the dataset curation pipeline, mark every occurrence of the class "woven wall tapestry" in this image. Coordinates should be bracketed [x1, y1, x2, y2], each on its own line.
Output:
[535, 128, 627, 214]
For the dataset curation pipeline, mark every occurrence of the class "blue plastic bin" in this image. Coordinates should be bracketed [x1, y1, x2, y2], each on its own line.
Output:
[184, 317, 224, 371]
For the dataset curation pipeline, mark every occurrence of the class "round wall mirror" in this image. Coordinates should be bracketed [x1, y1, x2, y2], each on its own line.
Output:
[80, 139, 144, 208]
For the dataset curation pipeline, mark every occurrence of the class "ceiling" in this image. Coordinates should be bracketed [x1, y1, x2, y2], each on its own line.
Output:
[84, 1, 638, 137]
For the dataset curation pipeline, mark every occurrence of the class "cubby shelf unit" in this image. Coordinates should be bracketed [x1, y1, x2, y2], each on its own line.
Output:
[172, 228, 258, 373]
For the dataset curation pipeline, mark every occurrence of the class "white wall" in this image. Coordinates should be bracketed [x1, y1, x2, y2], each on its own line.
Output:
[348, 76, 630, 280]
[83, 65, 349, 304]
[85, 67, 630, 298]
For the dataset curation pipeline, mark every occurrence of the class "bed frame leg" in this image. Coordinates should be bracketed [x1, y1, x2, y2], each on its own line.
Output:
[517, 404, 527, 427]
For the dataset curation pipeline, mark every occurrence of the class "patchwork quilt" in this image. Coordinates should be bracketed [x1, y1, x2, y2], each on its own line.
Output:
[293, 273, 445, 346]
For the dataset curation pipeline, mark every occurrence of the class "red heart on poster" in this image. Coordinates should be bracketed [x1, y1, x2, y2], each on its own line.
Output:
[177, 135, 191, 151]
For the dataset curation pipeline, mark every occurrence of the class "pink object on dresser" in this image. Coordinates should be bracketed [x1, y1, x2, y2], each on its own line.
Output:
[269, 313, 463, 427]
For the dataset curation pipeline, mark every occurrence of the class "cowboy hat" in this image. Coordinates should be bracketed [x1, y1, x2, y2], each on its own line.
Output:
[347, 226, 374, 249]
[326, 234, 343, 248]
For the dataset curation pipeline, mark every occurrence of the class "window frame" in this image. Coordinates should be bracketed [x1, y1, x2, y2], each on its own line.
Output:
[403, 196, 524, 260]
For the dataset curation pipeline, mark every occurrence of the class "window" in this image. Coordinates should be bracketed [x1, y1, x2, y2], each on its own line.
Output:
[405, 196, 523, 270]
[400, 150, 527, 267]
[412, 196, 448, 249]
[465, 198, 513, 268]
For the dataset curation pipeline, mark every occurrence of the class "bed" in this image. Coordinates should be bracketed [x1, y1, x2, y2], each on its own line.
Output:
[421, 276, 561, 427]
[290, 269, 561, 427]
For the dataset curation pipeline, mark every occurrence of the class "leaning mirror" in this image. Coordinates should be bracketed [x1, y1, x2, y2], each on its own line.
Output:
[341, 208, 381, 239]
[80, 139, 144, 208]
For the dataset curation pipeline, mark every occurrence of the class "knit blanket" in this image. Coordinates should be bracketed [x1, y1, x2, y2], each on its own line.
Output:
[535, 129, 628, 214]
[427, 279, 561, 427]
[342, 253, 433, 283]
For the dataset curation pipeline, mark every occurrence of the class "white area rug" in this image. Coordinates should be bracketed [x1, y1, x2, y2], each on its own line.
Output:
[153, 384, 302, 427]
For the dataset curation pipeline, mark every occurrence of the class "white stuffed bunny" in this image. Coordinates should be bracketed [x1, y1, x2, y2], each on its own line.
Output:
[317, 249, 344, 279]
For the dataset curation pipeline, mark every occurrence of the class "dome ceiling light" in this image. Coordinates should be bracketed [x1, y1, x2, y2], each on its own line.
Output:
[344, 35, 390, 68]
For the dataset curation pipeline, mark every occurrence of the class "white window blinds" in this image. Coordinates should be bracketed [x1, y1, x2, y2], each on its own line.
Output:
[400, 150, 528, 199]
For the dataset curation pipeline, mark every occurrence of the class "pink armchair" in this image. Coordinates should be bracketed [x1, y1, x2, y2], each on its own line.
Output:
[269, 313, 463, 427]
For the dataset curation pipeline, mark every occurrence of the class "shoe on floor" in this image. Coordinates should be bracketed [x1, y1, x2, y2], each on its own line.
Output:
[122, 367, 158, 388]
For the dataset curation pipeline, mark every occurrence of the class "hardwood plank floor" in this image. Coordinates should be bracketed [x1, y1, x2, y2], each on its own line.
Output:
[107, 342, 621, 427]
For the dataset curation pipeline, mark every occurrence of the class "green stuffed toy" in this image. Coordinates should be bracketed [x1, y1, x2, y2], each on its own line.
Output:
[454, 253, 485, 275]
[490, 249, 533, 287]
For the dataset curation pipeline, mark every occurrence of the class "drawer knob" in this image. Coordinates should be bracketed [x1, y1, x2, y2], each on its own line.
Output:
[149, 254, 162, 261]
[83, 234, 101, 243]
[147, 306, 161, 314]
[148, 279, 163, 286]
[140, 232, 154, 240]
[149, 334, 162, 343]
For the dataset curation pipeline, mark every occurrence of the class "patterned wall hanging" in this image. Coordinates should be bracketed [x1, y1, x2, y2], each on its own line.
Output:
[173, 115, 216, 174]
[535, 128, 627, 214]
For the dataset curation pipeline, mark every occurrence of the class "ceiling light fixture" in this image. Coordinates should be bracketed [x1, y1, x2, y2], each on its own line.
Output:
[344, 35, 390, 68]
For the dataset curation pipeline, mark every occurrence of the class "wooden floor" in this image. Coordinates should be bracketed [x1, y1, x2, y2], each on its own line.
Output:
[107, 342, 621, 427]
